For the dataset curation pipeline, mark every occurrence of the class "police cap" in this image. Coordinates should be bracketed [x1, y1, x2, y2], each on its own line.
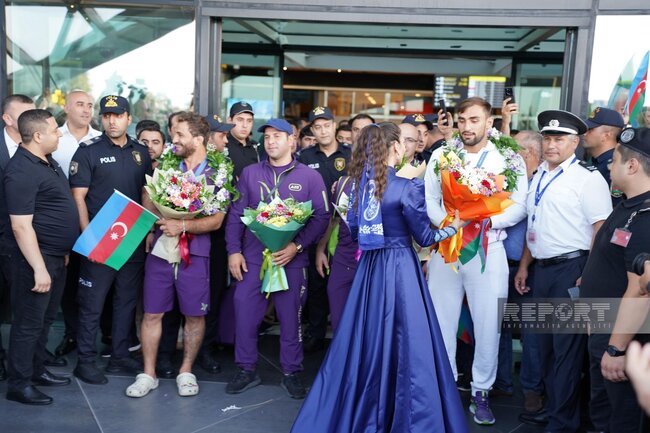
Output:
[538, 109, 588, 135]
[402, 114, 433, 130]
[229, 101, 254, 117]
[205, 114, 234, 133]
[585, 107, 625, 130]
[308, 106, 334, 123]
[618, 127, 650, 158]
[99, 95, 129, 115]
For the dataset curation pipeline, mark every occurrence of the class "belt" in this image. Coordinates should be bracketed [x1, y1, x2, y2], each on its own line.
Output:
[507, 259, 520, 268]
[537, 250, 589, 267]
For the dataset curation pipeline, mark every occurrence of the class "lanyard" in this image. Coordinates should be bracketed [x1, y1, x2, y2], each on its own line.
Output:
[621, 201, 650, 230]
[180, 158, 208, 176]
[475, 151, 488, 169]
[532, 157, 577, 222]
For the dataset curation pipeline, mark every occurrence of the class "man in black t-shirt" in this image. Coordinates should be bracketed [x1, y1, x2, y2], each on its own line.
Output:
[226, 101, 266, 179]
[4, 109, 79, 405]
[581, 127, 650, 433]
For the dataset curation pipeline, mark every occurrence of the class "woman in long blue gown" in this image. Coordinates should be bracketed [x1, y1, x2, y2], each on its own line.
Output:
[291, 123, 469, 433]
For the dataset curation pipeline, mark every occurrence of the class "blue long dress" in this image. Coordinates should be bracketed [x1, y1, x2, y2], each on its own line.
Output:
[291, 169, 469, 433]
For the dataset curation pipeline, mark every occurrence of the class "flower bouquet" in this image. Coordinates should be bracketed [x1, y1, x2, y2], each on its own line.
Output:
[145, 169, 218, 266]
[433, 129, 521, 268]
[240, 196, 313, 296]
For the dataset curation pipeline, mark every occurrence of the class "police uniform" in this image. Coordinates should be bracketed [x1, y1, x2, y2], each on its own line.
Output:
[583, 107, 626, 206]
[297, 106, 351, 348]
[69, 96, 152, 377]
[424, 119, 528, 397]
[225, 120, 329, 375]
[525, 110, 612, 433]
[580, 127, 650, 433]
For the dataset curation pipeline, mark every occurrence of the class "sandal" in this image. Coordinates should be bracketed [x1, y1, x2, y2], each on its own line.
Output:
[126, 373, 159, 398]
[176, 372, 199, 396]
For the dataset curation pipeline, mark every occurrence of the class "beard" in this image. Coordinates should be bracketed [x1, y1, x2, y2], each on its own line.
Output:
[460, 130, 486, 147]
[174, 142, 196, 158]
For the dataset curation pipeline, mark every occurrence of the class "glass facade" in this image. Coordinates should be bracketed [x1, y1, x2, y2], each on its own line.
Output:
[6, 1, 195, 132]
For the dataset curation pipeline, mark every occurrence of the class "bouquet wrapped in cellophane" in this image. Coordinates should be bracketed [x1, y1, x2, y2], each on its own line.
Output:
[241, 196, 313, 296]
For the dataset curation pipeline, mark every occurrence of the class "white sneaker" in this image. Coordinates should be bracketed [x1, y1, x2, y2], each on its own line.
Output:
[176, 372, 199, 397]
[125, 373, 159, 398]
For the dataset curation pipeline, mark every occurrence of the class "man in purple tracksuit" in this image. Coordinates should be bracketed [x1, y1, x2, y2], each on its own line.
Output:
[225, 119, 329, 399]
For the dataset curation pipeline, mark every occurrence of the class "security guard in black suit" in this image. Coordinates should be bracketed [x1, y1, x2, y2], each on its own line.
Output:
[70, 95, 152, 385]
[298, 106, 349, 351]
[581, 127, 650, 433]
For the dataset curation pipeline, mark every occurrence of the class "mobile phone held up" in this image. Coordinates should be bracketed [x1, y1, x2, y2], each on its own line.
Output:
[438, 99, 448, 125]
[503, 87, 515, 104]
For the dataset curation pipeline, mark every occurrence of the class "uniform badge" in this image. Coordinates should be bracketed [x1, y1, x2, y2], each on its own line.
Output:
[334, 157, 346, 171]
[289, 183, 302, 192]
[104, 95, 118, 108]
[414, 114, 426, 122]
[132, 151, 142, 165]
[549, 119, 560, 127]
[620, 128, 635, 143]
[313, 106, 325, 116]
[69, 161, 78, 176]
[590, 107, 600, 118]
[213, 114, 222, 122]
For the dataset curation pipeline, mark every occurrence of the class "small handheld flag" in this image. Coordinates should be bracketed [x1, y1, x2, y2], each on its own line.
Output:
[73, 190, 158, 270]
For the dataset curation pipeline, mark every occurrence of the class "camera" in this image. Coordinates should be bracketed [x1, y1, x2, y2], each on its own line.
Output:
[632, 252, 650, 275]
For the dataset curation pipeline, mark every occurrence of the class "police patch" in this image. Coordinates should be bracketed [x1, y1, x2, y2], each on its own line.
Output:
[288, 183, 302, 192]
[69, 161, 78, 176]
[132, 151, 142, 165]
[334, 157, 346, 171]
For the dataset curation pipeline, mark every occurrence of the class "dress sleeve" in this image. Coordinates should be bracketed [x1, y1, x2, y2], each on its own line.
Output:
[402, 179, 457, 247]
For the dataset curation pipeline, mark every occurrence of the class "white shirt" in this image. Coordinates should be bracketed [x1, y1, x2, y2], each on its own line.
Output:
[525, 155, 612, 259]
[424, 139, 528, 244]
[53, 122, 101, 177]
[3, 127, 19, 158]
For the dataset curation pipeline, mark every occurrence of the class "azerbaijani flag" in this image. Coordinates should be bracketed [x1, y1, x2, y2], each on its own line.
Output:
[458, 218, 491, 272]
[456, 297, 474, 346]
[626, 51, 649, 127]
[73, 190, 158, 270]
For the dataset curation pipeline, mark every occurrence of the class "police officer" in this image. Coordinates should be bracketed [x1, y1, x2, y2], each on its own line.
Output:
[226, 101, 265, 179]
[402, 113, 433, 163]
[298, 106, 351, 352]
[580, 127, 650, 433]
[4, 109, 79, 404]
[583, 107, 626, 207]
[515, 110, 612, 432]
[225, 118, 329, 399]
[70, 95, 152, 385]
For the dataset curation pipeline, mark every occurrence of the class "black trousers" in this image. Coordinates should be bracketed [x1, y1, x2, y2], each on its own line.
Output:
[7, 252, 66, 391]
[534, 256, 588, 433]
[589, 333, 643, 433]
[305, 246, 329, 340]
[76, 258, 142, 363]
[0, 250, 14, 358]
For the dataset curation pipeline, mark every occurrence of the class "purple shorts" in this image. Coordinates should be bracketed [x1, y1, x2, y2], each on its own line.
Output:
[143, 254, 210, 317]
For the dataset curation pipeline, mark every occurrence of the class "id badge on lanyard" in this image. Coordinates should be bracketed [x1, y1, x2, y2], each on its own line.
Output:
[610, 204, 650, 247]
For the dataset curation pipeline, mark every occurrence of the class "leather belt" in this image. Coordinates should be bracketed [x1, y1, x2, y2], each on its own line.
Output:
[507, 259, 520, 268]
[537, 250, 589, 267]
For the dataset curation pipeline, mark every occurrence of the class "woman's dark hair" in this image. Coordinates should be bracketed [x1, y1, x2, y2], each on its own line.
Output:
[348, 122, 400, 209]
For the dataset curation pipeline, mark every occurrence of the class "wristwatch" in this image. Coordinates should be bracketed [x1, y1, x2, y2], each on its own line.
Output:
[606, 345, 626, 357]
[294, 243, 303, 254]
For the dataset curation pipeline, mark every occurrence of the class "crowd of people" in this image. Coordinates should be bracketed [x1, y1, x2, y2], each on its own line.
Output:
[1, 89, 650, 433]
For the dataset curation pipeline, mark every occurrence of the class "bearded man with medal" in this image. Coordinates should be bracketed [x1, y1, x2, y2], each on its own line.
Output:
[514, 110, 612, 433]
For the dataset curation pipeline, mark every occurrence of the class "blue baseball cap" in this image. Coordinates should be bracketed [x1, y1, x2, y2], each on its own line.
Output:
[402, 114, 433, 129]
[257, 118, 294, 135]
[205, 114, 234, 133]
[585, 107, 625, 130]
[99, 95, 129, 115]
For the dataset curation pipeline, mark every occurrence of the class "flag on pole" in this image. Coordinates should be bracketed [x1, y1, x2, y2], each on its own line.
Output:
[626, 51, 649, 127]
[73, 190, 158, 270]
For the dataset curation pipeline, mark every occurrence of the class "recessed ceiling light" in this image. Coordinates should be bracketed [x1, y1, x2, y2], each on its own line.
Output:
[504, 45, 515, 49]
[450, 45, 462, 49]
[282, 66, 287, 71]
[337, 69, 342, 73]
[400, 43, 407, 47]
[415, 93, 421, 97]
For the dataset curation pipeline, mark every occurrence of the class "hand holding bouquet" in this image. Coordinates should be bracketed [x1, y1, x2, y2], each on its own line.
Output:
[241, 196, 313, 296]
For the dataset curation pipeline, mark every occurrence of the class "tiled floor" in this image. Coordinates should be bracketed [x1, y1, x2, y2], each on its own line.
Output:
[0, 322, 547, 433]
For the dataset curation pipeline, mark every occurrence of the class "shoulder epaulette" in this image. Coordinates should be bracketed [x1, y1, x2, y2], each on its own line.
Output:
[578, 160, 598, 172]
[80, 136, 102, 147]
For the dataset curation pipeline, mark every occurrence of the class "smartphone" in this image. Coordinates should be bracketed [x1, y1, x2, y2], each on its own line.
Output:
[567, 286, 580, 301]
[438, 99, 448, 125]
[503, 87, 516, 104]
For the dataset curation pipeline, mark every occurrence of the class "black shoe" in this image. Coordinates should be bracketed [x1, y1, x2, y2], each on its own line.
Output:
[106, 357, 143, 374]
[74, 362, 108, 385]
[54, 337, 77, 357]
[0, 359, 6, 381]
[281, 373, 306, 399]
[518, 411, 549, 426]
[6, 385, 52, 405]
[44, 349, 67, 367]
[225, 369, 261, 394]
[456, 374, 471, 392]
[156, 356, 176, 379]
[197, 351, 221, 374]
[303, 337, 325, 353]
[32, 369, 71, 387]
